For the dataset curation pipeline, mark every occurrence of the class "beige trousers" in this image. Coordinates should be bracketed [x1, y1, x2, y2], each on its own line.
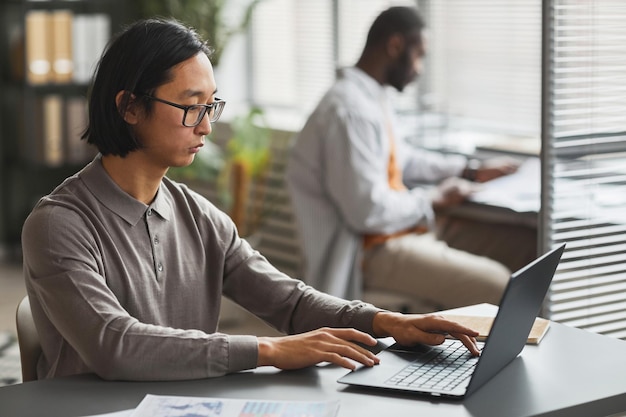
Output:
[362, 233, 511, 311]
[436, 215, 538, 274]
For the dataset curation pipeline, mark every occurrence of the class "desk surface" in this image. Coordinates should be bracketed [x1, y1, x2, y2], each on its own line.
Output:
[2, 304, 626, 417]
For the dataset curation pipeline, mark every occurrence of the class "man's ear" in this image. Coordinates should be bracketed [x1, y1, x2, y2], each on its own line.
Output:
[115, 90, 140, 124]
[386, 33, 406, 60]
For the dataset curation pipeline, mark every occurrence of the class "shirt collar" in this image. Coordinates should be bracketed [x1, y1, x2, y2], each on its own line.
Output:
[80, 155, 172, 225]
[341, 66, 389, 103]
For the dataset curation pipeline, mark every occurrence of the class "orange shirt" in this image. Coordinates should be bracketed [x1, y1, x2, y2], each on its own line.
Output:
[363, 130, 426, 250]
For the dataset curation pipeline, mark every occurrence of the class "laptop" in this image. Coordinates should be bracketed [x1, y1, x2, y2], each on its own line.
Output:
[338, 243, 566, 399]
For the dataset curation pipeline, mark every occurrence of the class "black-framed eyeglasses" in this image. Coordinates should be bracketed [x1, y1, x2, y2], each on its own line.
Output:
[140, 94, 226, 127]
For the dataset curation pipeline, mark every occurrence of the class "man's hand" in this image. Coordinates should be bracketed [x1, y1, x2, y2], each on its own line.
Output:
[475, 156, 520, 183]
[430, 177, 479, 209]
[257, 328, 380, 371]
[372, 311, 481, 356]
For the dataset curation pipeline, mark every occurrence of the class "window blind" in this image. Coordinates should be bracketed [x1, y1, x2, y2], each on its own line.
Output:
[542, 0, 626, 339]
[250, 0, 333, 116]
[417, 0, 542, 146]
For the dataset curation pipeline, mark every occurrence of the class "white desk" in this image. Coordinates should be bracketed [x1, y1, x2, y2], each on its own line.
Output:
[1, 304, 626, 417]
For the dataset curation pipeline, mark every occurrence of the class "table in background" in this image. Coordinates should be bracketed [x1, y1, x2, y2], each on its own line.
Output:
[1, 304, 626, 417]
[437, 157, 540, 273]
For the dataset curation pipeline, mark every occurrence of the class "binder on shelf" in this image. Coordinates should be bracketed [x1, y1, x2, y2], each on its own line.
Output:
[19, 6, 113, 167]
[72, 13, 111, 84]
[71, 14, 89, 84]
[25, 10, 52, 85]
[92, 13, 111, 65]
[43, 95, 64, 166]
[25, 9, 111, 85]
[50, 10, 74, 83]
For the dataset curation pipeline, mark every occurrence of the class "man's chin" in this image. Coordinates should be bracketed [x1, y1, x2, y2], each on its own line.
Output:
[392, 83, 408, 93]
[173, 155, 196, 169]
[391, 78, 416, 92]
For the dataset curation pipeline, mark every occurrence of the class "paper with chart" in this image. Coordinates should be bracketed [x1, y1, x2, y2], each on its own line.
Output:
[130, 394, 340, 417]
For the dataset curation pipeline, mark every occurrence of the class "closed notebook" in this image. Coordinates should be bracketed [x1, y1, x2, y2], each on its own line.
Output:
[441, 314, 550, 344]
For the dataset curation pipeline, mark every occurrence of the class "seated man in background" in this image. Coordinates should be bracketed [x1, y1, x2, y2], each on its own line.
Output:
[21, 18, 481, 382]
[286, 6, 520, 309]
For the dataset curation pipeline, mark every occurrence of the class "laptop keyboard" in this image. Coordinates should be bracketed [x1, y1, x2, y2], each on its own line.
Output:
[385, 339, 482, 392]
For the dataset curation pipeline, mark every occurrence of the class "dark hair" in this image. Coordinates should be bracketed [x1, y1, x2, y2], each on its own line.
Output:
[365, 6, 425, 49]
[82, 18, 212, 157]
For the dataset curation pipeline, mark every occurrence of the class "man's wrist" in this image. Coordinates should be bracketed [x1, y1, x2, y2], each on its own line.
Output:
[372, 310, 402, 337]
[257, 337, 273, 367]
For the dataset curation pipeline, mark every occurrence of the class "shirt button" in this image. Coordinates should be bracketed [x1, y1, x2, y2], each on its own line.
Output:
[157, 263, 163, 272]
[154, 236, 159, 245]
[147, 209, 153, 216]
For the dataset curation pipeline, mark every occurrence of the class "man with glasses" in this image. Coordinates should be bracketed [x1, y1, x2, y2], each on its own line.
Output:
[21, 18, 480, 382]
[286, 7, 519, 309]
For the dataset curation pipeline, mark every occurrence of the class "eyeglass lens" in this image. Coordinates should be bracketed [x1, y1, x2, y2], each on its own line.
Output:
[184, 101, 225, 126]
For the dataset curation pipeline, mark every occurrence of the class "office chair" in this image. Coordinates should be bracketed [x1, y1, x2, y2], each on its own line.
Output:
[15, 295, 41, 382]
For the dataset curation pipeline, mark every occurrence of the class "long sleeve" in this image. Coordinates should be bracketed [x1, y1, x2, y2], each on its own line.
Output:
[397, 138, 467, 185]
[22, 201, 258, 381]
[222, 252, 381, 337]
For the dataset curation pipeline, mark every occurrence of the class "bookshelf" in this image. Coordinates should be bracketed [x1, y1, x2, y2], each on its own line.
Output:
[0, 0, 135, 255]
